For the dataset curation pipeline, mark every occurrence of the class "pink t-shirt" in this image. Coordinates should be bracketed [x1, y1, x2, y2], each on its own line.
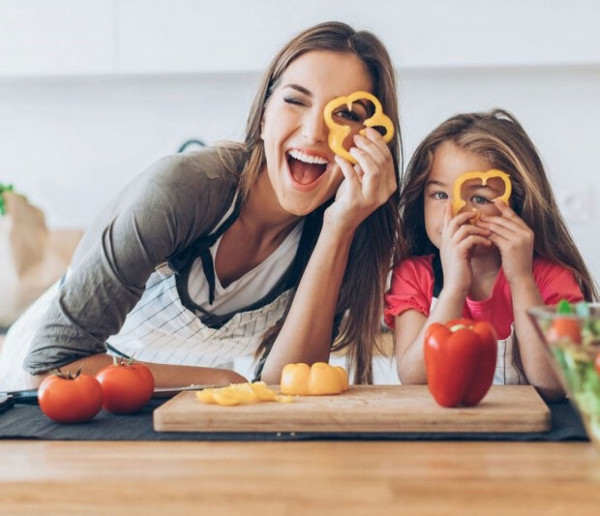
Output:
[384, 255, 584, 339]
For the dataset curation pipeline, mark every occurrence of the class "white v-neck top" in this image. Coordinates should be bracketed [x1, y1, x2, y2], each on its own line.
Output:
[188, 219, 304, 316]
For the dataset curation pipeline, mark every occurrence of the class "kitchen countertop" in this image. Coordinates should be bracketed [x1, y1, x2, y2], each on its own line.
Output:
[0, 440, 598, 515]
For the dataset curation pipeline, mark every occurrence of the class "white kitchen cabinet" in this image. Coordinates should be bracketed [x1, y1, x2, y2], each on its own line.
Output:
[1, 0, 599, 78]
[118, 0, 600, 74]
[0, 0, 116, 77]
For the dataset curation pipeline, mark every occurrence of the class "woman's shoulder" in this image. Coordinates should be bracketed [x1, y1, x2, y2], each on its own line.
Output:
[146, 144, 245, 189]
[123, 145, 245, 219]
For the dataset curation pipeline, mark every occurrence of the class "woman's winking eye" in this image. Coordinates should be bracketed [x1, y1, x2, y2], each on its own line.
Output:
[333, 108, 363, 123]
[283, 96, 307, 107]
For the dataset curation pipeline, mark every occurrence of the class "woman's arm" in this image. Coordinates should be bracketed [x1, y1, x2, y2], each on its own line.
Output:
[24, 150, 237, 377]
[29, 354, 246, 388]
[260, 129, 396, 383]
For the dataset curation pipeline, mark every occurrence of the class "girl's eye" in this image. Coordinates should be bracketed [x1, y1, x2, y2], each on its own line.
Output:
[471, 195, 491, 205]
[431, 192, 448, 200]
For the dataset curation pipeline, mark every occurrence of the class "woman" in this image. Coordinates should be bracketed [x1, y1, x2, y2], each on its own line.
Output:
[0, 21, 402, 390]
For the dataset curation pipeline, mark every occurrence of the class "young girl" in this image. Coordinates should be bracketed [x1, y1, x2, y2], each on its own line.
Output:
[384, 109, 598, 401]
[0, 21, 401, 390]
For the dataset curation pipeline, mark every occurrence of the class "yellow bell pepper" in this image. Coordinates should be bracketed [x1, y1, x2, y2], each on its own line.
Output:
[323, 91, 394, 165]
[280, 362, 349, 396]
[452, 169, 512, 217]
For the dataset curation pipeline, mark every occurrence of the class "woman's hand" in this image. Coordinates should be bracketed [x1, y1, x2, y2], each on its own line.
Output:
[439, 205, 492, 296]
[324, 127, 396, 235]
[476, 200, 535, 285]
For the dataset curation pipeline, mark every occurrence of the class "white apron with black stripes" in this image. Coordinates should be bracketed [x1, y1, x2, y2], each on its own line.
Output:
[0, 267, 291, 390]
[106, 263, 292, 367]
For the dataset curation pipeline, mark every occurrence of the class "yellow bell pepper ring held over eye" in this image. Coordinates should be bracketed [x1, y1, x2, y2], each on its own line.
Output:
[452, 169, 512, 217]
[323, 91, 394, 165]
[280, 362, 350, 395]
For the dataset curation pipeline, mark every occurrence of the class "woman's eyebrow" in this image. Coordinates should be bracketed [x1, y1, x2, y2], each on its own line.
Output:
[282, 84, 312, 96]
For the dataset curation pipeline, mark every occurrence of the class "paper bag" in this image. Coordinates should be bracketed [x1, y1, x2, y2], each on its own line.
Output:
[0, 190, 69, 327]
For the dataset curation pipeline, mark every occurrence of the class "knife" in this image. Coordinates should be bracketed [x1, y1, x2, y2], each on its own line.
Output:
[0, 385, 211, 413]
[0, 390, 39, 414]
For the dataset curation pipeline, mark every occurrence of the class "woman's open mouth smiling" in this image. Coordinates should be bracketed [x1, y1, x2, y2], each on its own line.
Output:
[287, 149, 330, 189]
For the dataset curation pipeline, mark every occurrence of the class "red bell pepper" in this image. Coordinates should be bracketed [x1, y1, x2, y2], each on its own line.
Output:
[424, 318, 497, 408]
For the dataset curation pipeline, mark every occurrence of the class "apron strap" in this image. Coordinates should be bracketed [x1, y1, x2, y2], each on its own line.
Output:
[197, 202, 241, 305]
[170, 195, 242, 306]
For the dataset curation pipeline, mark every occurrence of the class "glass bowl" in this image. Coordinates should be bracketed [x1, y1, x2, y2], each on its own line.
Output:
[528, 303, 600, 446]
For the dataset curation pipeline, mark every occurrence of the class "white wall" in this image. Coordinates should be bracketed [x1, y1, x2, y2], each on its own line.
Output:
[0, 0, 599, 284]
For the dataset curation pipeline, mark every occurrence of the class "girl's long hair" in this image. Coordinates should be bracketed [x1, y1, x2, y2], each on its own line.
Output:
[221, 21, 402, 383]
[400, 108, 598, 301]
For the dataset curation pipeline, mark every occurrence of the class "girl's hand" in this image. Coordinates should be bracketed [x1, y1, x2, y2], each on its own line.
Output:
[476, 200, 534, 285]
[439, 204, 492, 296]
[324, 127, 396, 235]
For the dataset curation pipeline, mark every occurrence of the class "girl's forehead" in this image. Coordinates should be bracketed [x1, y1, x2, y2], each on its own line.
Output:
[429, 141, 493, 184]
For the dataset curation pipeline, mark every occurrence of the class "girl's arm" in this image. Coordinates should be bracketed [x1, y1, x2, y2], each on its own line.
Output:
[260, 129, 396, 383]
[477, 200, 565, 401]
[510, 277, 565, 400]
[394, 206, 492, 383]
[394, 288, 469, 383]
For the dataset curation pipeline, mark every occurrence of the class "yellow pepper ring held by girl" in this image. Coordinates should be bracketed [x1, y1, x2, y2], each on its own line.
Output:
[452, 169, 512, 217]
[323, 91, 394, 165]
[280, 362, 349, 395]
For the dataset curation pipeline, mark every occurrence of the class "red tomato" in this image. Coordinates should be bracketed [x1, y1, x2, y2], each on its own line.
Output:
[38, 372, 103, 423]
[595, 353, 600, 377]
[96, 362, 155, 414]
[546, 317, 582, 345]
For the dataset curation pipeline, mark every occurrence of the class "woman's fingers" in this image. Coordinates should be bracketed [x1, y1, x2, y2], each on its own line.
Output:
[334, 155, 362, 194]
[353, 163, 365, 181]
[353, 128, 388, 165]
[348, 129, 395, 203]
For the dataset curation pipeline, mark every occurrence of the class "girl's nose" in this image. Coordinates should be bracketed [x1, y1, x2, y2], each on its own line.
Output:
[302, 108, 327, 144]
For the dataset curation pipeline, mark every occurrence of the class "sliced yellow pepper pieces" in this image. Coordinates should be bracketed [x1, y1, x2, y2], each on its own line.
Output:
[195, 382, 285, 407]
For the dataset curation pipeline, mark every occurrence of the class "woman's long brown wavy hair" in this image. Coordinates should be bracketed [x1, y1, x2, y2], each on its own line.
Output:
[221, 21, 402, 383]
[400, 108, 598, 301]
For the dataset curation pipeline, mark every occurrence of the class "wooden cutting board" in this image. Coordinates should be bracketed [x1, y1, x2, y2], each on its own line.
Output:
[153, 385, 550, 433]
